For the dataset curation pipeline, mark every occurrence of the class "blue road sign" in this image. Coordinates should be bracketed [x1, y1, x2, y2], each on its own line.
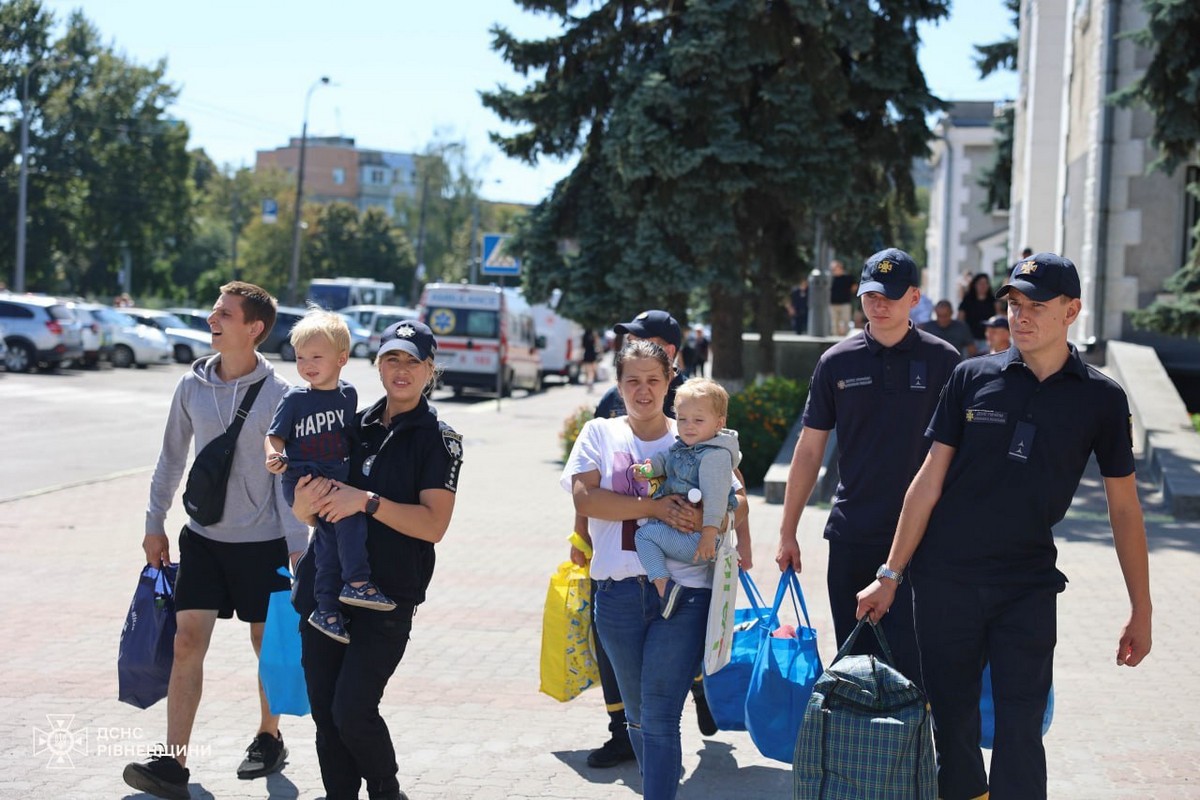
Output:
[481, 234, 520, 276]
[262, 199, 278, 224]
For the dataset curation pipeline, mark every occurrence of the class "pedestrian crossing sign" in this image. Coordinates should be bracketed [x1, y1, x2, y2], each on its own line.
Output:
[482, 234, 520, 276]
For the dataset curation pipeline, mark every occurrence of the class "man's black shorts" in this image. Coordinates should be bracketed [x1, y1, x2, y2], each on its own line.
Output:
[175, 527, 290, 622]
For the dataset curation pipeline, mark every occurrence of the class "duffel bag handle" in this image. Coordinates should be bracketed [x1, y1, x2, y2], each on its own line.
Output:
[835, 616, 897, 666]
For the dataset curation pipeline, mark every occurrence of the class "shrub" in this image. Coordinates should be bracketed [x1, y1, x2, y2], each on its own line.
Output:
[1193, 413, 1200, 434]
[560, 404, 595, 462]
[726, 376, 808, 487]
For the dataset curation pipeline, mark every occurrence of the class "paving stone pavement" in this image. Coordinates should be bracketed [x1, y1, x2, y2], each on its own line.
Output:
[2, 376, 1198, 799]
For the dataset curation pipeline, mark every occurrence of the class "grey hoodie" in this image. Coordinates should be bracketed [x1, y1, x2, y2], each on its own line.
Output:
[145, 353, 310, 554]
[646, 429, 742, 529]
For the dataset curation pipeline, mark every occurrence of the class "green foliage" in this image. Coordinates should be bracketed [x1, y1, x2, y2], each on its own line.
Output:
[725, 376, 808, 488]
[979, 104, 1014, 213]
[1112, 0, 1200, 175]
[559, 404, 595, 463]
[485, 0, 949, 373]
[1192, 413, 1200, 433]
[973, 0, 1020, 78]
[1113, 3, 1200, 336]
[0, 2, 194, 296]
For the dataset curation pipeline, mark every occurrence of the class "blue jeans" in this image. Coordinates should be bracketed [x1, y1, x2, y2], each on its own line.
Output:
[594, 576, 710, 800]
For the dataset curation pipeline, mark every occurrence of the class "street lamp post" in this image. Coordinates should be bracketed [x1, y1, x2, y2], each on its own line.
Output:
[14, 59, 50, 294]
[286, 76, 331, 305]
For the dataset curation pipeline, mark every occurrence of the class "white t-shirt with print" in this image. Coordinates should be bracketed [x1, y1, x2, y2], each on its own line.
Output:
[560, 416, 715, 589]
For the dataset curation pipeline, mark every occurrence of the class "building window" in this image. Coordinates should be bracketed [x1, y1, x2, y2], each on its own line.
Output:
[332, 168, 345, 185]
[370, 168, 386, 184]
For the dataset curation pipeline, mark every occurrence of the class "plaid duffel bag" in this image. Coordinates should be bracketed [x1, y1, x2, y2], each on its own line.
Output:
[793, 618, 936, 799]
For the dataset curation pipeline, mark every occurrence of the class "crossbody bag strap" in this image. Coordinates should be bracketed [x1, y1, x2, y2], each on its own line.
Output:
[225, 378, 266, 439]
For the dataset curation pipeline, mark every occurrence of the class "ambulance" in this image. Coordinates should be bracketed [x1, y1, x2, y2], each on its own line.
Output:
[418, 283, 543, 396]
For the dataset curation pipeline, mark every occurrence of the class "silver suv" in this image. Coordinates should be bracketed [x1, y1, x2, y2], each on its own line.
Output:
[0, 294, 85, 372]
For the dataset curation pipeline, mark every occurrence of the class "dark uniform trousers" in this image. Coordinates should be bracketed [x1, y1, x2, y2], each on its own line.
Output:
[826, 540, 922, 690]
[301, 603, 416, 800]
[912, 575, 1056, 800]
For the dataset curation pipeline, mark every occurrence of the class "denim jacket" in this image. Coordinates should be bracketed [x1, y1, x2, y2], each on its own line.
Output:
[647, 429, 741, 529]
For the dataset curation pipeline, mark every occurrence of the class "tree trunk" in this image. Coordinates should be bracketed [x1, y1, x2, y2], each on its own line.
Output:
[709, 281, 745, 394]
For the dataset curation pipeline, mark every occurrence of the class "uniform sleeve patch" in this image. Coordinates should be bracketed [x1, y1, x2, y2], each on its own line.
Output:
[440, 424, 463, 492]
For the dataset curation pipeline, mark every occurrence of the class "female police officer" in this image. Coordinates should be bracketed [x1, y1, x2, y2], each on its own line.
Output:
[292, 319, 462, 800]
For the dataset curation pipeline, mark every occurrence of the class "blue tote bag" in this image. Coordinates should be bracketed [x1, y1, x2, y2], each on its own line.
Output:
[118, 564, 178, 709]
[744, 567, 822, 763]
[259, 567, 310, 717]
[703, 570, 772, 731]
[980, 661, 1054, 748]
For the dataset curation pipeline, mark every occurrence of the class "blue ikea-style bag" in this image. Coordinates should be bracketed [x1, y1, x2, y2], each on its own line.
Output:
[744, 567, 822, 763]
[118, 564, 178, 709]
[259, 567, 310, 717]
[980, 662, 1054, 748]
[703, 570, 772, 731]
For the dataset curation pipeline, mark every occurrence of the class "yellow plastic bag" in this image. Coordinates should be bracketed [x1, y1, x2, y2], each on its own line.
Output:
[539, 560, 600, 702]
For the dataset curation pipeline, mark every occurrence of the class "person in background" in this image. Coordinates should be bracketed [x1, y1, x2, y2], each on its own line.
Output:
[828, 260, 857, 336]
[582, 329, 599, 393]
[921, 300, 978, 358]
[982, 314, 1011, 354]
[857, 252, 1152, 800]
[958, 273, 1001, 350]
[909, 289, 934, 326]
[787, 277, 810, 334]
[691, 326, 709, 378]
[776, 248, 960, 685]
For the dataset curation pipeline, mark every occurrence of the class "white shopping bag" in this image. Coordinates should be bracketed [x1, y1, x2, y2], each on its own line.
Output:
[703, 531, 739, 674]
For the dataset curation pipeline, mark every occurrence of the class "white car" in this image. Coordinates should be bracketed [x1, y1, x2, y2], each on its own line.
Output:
[124, 308, 216, 363]
[77, 304, 172, 368]
[337, 312, 372, 358]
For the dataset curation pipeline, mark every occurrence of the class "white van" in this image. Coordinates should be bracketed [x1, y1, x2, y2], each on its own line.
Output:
[418, 283, 543, 396]
[532, 302, 584, 384]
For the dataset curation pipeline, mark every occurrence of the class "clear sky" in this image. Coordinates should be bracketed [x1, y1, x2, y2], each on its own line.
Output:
[49, 1, 1018, 205]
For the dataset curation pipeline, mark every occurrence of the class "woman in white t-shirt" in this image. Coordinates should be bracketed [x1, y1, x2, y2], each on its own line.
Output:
[561, 340, 741, 800]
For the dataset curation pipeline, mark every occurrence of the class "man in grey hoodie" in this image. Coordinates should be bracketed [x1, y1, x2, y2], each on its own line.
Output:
[123, 282, 310, 800]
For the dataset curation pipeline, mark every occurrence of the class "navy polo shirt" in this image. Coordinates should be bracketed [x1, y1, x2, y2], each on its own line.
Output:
[803, 324, 960, 545]
[912, 346, 1135, 587]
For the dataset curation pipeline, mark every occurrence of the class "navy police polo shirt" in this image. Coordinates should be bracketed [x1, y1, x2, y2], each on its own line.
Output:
[803, 324, 960, 545]
[912, 346, 1135, 587]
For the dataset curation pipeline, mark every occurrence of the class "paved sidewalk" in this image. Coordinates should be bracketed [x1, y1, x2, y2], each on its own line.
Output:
[2, 377, 1198, 799]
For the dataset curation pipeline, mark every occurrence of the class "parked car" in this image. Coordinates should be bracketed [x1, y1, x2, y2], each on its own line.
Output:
[76, 303, 172, 368]
[337, 312, 371, 358]
[0, 294, 86, 373]
[124, 308, 216, 364]
[164, 307, 214, 334]
[66, 302, 108, 368]
[0, 322, 8, 366]
[339, 304, 419, 346]
[259, 306, 308, 361]
[365, 308, 425, 357]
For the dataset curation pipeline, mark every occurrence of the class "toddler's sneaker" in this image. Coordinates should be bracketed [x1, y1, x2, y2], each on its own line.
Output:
[308, 610, 350, 644]
[660, 580, 685, 620]
[340, 581, 397, 611]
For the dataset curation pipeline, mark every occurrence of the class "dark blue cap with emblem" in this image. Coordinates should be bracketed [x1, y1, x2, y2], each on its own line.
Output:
[377, 319, 437, 360]
[998, 252, 1081, 302]
[857, 248, 920, 301]
[613, 310, 682, 350]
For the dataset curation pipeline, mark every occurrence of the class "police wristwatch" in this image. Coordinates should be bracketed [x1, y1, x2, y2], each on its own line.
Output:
[875, 564, 904, 584]
[364, 492, 381, 517]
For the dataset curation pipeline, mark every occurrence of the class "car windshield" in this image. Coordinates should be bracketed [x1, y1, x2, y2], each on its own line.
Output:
[96, 308, 135, 327]
[155, 313, 189, 330]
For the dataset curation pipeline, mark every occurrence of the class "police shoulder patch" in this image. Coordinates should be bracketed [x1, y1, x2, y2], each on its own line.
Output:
[440, 422, 463, 460]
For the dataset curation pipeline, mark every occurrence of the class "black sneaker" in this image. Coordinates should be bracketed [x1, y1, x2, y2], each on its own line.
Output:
[586, 735, 635, 768]
[236, 731, 288, 780]
[660, 580, 684, 619]
[692, 681, 718, 736]
[122, 753, 190, 800]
